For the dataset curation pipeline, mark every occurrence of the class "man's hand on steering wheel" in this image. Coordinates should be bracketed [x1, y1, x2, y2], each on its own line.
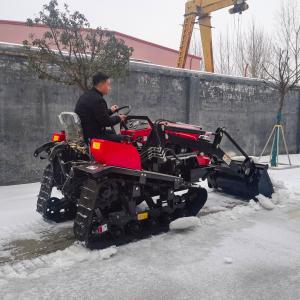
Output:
[111, 105, 119, 113]
[111, 105, 131, 116]
[110, 105, 131, 126]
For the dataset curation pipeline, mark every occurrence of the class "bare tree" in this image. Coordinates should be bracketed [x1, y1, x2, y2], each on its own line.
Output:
[259, 0, 300, 166]
[264, 0, 300, 118]
[265, 49, 300, 115]
[214, 20, 271, 79]
[215, 30, 237, 75]
[277, 0, 300, 72]
[23, 0, 133, 91]
[236, 21, 272, 78]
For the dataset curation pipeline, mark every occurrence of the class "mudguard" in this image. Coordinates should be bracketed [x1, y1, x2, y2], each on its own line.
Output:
[34, 142, 56, 158]
[74, 163, 184, 189]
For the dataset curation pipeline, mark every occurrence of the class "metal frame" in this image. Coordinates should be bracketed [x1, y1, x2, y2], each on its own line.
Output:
[259, 124, 292, 167]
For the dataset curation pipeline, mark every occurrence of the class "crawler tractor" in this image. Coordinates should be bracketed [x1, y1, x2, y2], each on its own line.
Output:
[34, 106, 273, 248]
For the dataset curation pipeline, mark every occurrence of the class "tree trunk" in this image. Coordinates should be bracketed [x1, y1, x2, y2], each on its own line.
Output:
[277, 92, 285, 124]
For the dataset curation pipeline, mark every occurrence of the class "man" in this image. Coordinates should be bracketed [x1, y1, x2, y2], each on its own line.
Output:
[75, 72, 127, 142]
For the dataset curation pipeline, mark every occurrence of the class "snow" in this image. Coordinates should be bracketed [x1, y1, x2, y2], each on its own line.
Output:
[223, 257, 233, 264]
[256, 194, 276, 210]
[0, 183, 41, 227]
[0, 244, 117, 280]
[0, 154, 299, 299]
[169, 217, 199, 231]
[129, 60, 268, 84]
[0, 183, 62, 227]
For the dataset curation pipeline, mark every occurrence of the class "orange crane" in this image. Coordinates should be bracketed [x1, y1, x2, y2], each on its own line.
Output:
[177, 0, 249, 72]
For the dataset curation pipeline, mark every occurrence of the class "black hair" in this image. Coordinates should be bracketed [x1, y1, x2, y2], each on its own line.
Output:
[92, 72, 110, 86]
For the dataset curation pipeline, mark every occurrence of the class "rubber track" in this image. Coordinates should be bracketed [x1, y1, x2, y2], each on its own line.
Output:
[73, 178, 100, 242]
[36, 164, 54, 215]
[73, 178, 208, 249]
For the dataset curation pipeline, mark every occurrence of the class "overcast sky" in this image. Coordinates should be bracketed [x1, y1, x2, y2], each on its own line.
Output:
[0, 0, 283, 50]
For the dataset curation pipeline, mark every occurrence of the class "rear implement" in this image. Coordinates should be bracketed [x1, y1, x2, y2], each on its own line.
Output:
[206, 128, 273, 200]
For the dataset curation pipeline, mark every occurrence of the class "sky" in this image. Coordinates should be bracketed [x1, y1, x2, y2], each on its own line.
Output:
[0, 0, 283, 50]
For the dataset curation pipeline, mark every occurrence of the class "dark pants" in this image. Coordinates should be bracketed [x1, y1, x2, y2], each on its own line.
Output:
[100, 132, 124, 142]
[86, 130, 125, 144]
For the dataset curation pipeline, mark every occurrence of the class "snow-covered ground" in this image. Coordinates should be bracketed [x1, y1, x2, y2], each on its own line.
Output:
[0, 155, 299, 300]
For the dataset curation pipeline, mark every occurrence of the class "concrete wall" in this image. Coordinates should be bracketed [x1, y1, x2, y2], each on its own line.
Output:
[1, 43, 300, 185]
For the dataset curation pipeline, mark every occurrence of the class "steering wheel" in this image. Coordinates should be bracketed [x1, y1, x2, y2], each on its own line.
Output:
[112, 105, 131, 116]
[110, 105, 131, 133]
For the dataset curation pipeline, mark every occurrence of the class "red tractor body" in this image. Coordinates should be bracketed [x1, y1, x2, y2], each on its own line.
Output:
[90, 139, 142, 170]
[34, 112, 273, 249]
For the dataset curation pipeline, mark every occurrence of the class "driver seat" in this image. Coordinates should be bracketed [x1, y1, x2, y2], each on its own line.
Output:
[58, 112, 86, 146]
[58, 112, 131, 144]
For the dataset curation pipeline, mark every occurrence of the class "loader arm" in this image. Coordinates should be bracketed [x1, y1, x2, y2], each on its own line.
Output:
[177, 0, 249, 72]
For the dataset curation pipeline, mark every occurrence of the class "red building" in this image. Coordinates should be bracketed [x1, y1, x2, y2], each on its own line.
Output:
[0, 20, 200, 70]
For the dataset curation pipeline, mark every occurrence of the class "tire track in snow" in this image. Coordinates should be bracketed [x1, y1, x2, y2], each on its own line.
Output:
[0, 191, 245, 265]
[0, 243, 117, 280]
[0, 220, 74, 264]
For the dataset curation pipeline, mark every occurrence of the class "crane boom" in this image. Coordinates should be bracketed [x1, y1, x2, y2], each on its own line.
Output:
[177, 0, 249, 72]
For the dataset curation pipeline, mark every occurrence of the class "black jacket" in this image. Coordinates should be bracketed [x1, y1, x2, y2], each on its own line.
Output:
[75, 88, 120, 141]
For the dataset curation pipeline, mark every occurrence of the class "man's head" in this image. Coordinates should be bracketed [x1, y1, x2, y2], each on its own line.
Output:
[92, 72, 111, 95]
